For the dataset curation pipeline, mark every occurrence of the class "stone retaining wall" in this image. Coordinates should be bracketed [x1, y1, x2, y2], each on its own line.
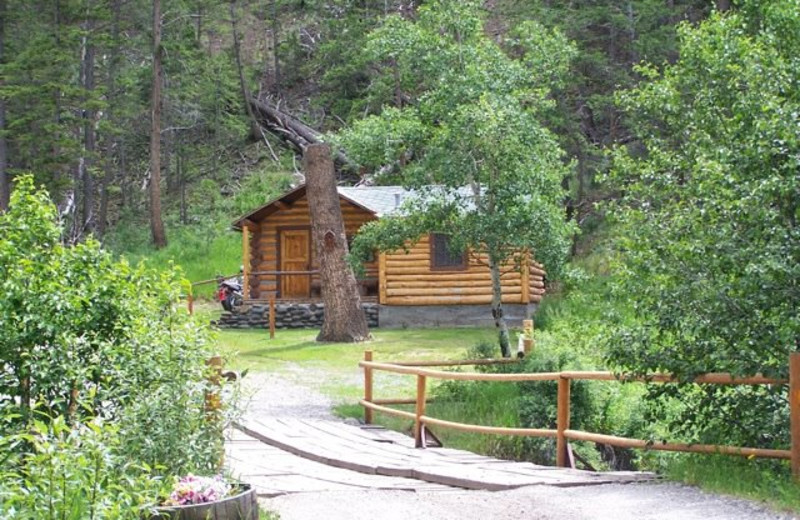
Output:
[214, 302, 379, 329]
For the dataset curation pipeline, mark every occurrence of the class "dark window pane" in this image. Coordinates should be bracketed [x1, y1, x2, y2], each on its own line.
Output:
[432, 233, 465, 269]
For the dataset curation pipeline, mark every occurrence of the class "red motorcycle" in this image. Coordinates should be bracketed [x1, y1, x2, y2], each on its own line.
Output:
[217, 276, 243, 312]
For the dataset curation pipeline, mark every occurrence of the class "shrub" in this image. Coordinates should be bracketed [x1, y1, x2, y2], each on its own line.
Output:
[0, 416, 164, 520]
[0, 176, 234, 516]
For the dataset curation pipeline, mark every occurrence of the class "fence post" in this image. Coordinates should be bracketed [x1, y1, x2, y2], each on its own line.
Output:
[187, 291, 194, 315]
[269, 296, 276, 339]
[791, 352, 800, 480]
[242, 226, 251, 300]
[364, 350, 373, 424]
[415, 374, 428, 448]
[556, 375, 570, 467]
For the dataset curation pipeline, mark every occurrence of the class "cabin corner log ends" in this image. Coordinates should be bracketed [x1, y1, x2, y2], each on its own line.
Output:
[362, 351, 800, 479]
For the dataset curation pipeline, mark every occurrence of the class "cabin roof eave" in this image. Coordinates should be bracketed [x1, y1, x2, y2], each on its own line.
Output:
[230, 184, 380, 231]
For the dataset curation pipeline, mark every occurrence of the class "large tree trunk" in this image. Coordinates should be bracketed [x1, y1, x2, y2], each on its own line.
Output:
[304, 144, 370, 343]
[0, 0, 8, 212]
[149, 0, 167, 248]
[489, 258, 511, 358]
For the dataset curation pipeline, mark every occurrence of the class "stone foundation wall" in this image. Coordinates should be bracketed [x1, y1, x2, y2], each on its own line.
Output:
[378, 303, 537, 329]
[214, 302, 379, 329]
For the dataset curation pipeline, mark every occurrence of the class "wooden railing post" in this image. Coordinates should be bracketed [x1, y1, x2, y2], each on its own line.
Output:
[791, 352, 800, 480]
[269, 295, 276, 339]
[415, 374, 428, 448]
[242, 226, 251, 300]
[556, 375, 570, 467]
[187, 290, 194, 315]
[364, 350, 374, 424]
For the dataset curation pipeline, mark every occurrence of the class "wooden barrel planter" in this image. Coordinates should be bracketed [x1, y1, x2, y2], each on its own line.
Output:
[150, 483, 258, 520]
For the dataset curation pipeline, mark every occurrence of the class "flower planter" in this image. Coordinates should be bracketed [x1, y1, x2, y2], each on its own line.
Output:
[150, 483, 258, 520]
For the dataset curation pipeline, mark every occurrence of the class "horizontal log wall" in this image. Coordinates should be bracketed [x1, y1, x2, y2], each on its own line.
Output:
[529, 262, 545, 304]
[247, 195, 546, 305]
[252, 197, 377, 298]
[383, 236, 545, 306]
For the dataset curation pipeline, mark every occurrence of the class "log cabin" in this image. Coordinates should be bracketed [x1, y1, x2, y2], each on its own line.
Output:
[230, 184, 546, 328]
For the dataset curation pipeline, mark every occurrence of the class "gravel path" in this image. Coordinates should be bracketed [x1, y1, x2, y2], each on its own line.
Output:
[237, 371, 797, 520]
[240, 369, 337, 421]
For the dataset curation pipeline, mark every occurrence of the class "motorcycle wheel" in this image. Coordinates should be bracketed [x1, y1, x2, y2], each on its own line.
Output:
[224, 294, 236, 312]
[221, 296, 233, 312]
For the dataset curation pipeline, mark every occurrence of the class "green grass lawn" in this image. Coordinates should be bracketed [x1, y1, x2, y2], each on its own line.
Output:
[216, 321, 496, 400]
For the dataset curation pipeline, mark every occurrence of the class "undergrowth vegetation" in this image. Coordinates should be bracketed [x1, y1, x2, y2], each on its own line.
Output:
[106, 164, 293, 297]
[0, 177, 237, 518]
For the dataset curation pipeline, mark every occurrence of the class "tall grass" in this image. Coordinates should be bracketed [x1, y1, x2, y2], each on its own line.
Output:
[109, 224, 241, 298]
[106, 166, 293, 297]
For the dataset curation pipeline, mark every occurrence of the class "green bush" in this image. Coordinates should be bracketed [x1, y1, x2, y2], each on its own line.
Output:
[0, 176, 235, 516]
[0, 417, 163, 520]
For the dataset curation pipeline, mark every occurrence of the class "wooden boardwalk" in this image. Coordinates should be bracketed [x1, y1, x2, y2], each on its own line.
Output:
[225, 428, 455, 496]
[233, 418, 656, 494]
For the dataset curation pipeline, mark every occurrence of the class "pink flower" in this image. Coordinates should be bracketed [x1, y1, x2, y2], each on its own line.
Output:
[163, 475, 232, 506]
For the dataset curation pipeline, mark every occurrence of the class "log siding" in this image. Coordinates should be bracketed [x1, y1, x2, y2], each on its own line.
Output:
[249, 197, 377, 299]
[236, 186, 545, 306]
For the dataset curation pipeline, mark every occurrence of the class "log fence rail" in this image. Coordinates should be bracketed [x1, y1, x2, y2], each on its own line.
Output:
[360, 350, 800, 478]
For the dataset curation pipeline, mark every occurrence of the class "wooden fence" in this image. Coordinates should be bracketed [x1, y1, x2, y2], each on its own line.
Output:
[360, 350, 800, 479]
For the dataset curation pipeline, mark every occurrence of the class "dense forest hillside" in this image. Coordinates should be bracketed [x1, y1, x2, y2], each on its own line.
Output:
[0, 0, 725, 264]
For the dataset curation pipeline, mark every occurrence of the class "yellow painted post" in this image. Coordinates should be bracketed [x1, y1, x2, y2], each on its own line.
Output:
[242, 226, 251, 300]
[364, 350, 374, 424]
[556, 375, 570, 467]
[522, 319, 534, 354]
[415, 374, 428, 448]
[791, 352, 800, 480]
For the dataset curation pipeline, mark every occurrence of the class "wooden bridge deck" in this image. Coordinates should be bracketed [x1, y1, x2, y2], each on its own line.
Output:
[232, 418, 656, 494]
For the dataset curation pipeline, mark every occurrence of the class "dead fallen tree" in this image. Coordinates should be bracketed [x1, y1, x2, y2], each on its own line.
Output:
[248, 96, 358, 179]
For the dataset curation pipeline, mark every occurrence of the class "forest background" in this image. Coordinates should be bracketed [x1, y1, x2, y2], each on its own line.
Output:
[0, 0, 724, 256]
[2, 0, 799, 510]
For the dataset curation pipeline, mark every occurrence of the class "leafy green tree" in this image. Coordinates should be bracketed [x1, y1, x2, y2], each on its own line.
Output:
[493, 0, 716, 252]
[605, 0, 800, 447]
[338, 0, 576, 357]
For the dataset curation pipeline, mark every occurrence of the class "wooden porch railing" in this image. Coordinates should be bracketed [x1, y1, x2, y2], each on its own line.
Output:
[360, 351, 800, 478]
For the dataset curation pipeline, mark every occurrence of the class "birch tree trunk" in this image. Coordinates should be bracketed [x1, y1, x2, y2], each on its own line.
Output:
[304, 144, 370, 343]
[149, 0, 167, 248]
[489, 257, 511, 358]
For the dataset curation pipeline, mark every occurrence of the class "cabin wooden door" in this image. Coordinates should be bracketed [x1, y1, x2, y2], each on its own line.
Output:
[279, 229, 311, 298]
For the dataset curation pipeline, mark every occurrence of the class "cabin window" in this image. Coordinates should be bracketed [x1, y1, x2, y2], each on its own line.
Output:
[430, 233, 467, 270]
